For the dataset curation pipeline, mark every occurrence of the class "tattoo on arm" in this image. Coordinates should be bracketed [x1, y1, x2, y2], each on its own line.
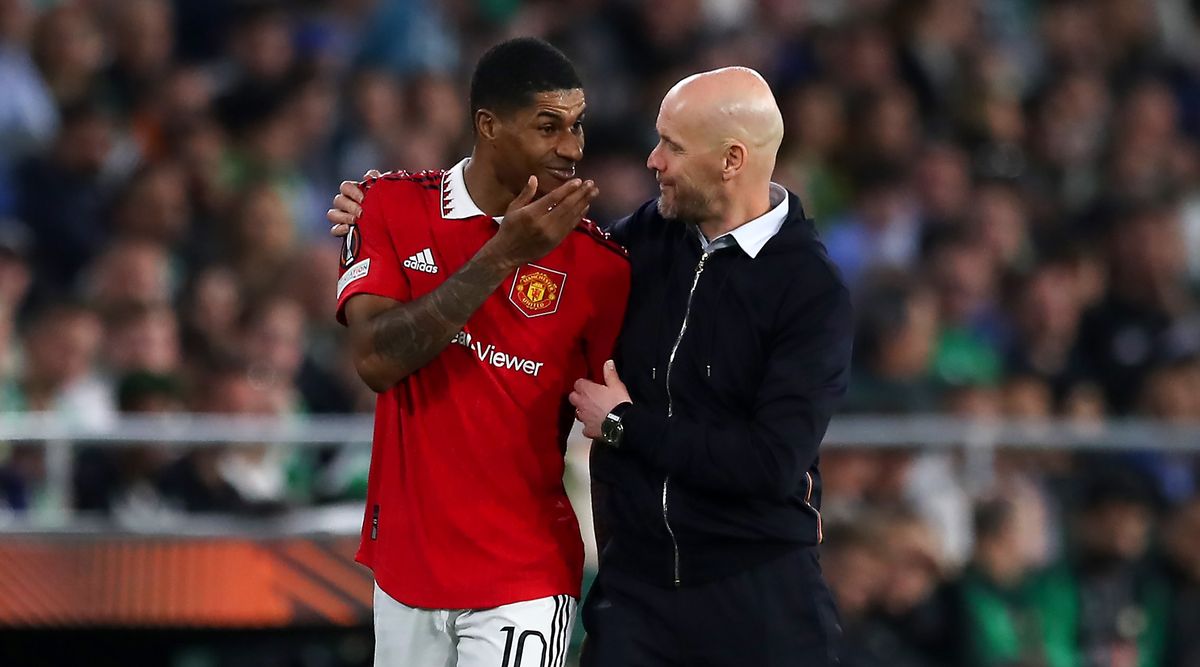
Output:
[368, 252, 511, 379]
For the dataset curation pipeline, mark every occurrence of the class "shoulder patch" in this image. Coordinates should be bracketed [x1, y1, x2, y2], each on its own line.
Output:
[573, 218, 629, 260]
[359, 169, 445, 195]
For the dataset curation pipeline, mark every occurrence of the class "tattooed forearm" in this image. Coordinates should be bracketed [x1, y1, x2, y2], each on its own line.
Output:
[363, 247, 513, 388]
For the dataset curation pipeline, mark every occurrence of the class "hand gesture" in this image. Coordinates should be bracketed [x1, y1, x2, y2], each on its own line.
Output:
[487, 176, 599, 268]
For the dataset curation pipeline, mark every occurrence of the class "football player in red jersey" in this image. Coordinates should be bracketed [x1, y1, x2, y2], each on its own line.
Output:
[333, 38, 629, 667]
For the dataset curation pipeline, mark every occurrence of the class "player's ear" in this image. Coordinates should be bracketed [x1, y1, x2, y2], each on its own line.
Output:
[722, 142, 747, 181]
[476, 109, 500, 142]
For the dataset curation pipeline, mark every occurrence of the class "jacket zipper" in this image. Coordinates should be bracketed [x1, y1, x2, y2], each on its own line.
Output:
[662, 251, 712, 587]
[803, 472, 824, 543]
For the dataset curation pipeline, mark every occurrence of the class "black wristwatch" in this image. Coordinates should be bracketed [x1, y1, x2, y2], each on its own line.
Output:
[599, 402, 633, 448]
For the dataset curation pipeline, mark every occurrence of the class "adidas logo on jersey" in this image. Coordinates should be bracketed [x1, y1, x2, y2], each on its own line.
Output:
[403, 248, 439, 274]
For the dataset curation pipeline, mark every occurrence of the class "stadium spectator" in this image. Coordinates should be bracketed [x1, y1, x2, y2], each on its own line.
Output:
[924, 225, 1006, 389]
[73, 371, 184, 521]
[1078, 199, 1199, 413]
[155, 354, 287, 515]
[239, 295, 306, 414]
[844, 271, 940, 413]
[877, 508, 961, 664]
[1031, 467, 1171, 667]
[823, 162, 921, 290]
[774, 80, 851, 222]
[82, 237, 174, 313]
[104, 0, 175, 117]
[178, 264, 241, 361]
[15, 100, 118, 299]
[0, 0, 57, 215]
[2, 302, 110, 423]
[956, 499, 1045, 666]
[223, 183, 298, 300]
[820, 519, 893, 667]
[109, 162, 192, 252]
[0, 302, 110, 516]
[30, 2, 105, 108]
[101, 301, 181, 376]
[1004, 259, 1090, 409]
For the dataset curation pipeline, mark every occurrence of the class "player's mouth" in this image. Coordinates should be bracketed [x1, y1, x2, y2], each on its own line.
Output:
[546, 165, 576, 181]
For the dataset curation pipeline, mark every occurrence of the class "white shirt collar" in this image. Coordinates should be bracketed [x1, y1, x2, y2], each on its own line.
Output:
[440, 157, 489, 220]
[696, 183, 789, 259]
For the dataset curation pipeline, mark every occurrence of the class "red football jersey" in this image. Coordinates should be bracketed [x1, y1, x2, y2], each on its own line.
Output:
[335, 159, 631, 609]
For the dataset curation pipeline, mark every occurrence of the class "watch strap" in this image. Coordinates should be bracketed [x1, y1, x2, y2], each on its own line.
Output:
[607, 401, 633, 421]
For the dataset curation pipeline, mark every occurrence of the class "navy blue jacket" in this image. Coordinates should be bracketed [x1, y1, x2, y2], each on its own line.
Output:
[593, 191, 853, 587]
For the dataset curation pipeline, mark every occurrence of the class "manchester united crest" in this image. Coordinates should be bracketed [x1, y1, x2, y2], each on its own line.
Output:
[509, 264, 567, 318]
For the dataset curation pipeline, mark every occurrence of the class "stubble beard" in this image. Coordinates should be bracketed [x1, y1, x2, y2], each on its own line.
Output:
[656, 183, 712, 227]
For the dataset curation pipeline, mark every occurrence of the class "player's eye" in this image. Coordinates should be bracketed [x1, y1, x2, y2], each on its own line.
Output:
[571, 121, 584, 134]
[539, 125, 556, 135]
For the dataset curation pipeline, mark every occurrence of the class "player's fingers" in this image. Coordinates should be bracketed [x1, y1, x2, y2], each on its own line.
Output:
[511, 175, 538, 211]
[329, 222, 352, 237]
[530, 178, 583, 211]
[563, 180, 599, 209]
[327, 209, 357, 229]
[569, 391, 582, 407]
[548, 181, 598, 225]
[333, 193, 363, 218]
[363, 169, 383, 180]
[340, 180, 366, 205]
[602, 360, 622, 387]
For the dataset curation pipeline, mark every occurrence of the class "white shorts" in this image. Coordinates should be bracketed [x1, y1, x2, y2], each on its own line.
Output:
[373, 582, 578, 667]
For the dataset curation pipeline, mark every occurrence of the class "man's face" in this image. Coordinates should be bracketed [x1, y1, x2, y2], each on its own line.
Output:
[646, 101, 721, 223]
[1079, 502, 1153, 561]
[491, 89, 586, 196]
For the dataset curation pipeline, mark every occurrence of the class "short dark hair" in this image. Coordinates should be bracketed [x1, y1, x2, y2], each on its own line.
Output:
[468, 37, 582, 119]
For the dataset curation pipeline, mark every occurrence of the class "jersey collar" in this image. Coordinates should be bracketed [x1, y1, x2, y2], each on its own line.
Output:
[441, 158, 492, 221]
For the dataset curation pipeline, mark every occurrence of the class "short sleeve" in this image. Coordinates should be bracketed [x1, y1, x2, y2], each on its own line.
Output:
[335, 183, 413, 325]
[583, 259, 631, 382]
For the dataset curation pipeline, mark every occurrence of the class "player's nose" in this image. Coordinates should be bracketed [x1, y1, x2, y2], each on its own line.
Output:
[556, 132, 583, 163]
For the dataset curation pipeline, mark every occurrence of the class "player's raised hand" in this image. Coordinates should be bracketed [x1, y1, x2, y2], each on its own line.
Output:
[328, 170, 382, 237]
[488, 175, 599, 268]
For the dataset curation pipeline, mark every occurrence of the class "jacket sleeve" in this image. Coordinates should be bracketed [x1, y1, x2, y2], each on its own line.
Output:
[601, 198, 657, 247]
[619, 271, 853, 499]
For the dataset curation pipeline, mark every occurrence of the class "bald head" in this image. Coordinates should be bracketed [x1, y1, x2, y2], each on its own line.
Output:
[648, 67, 785, 231]
[661, 67, 784, 169]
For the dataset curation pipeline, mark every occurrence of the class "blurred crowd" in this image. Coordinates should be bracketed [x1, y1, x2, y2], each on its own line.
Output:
[1, 0, 1200, 664]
